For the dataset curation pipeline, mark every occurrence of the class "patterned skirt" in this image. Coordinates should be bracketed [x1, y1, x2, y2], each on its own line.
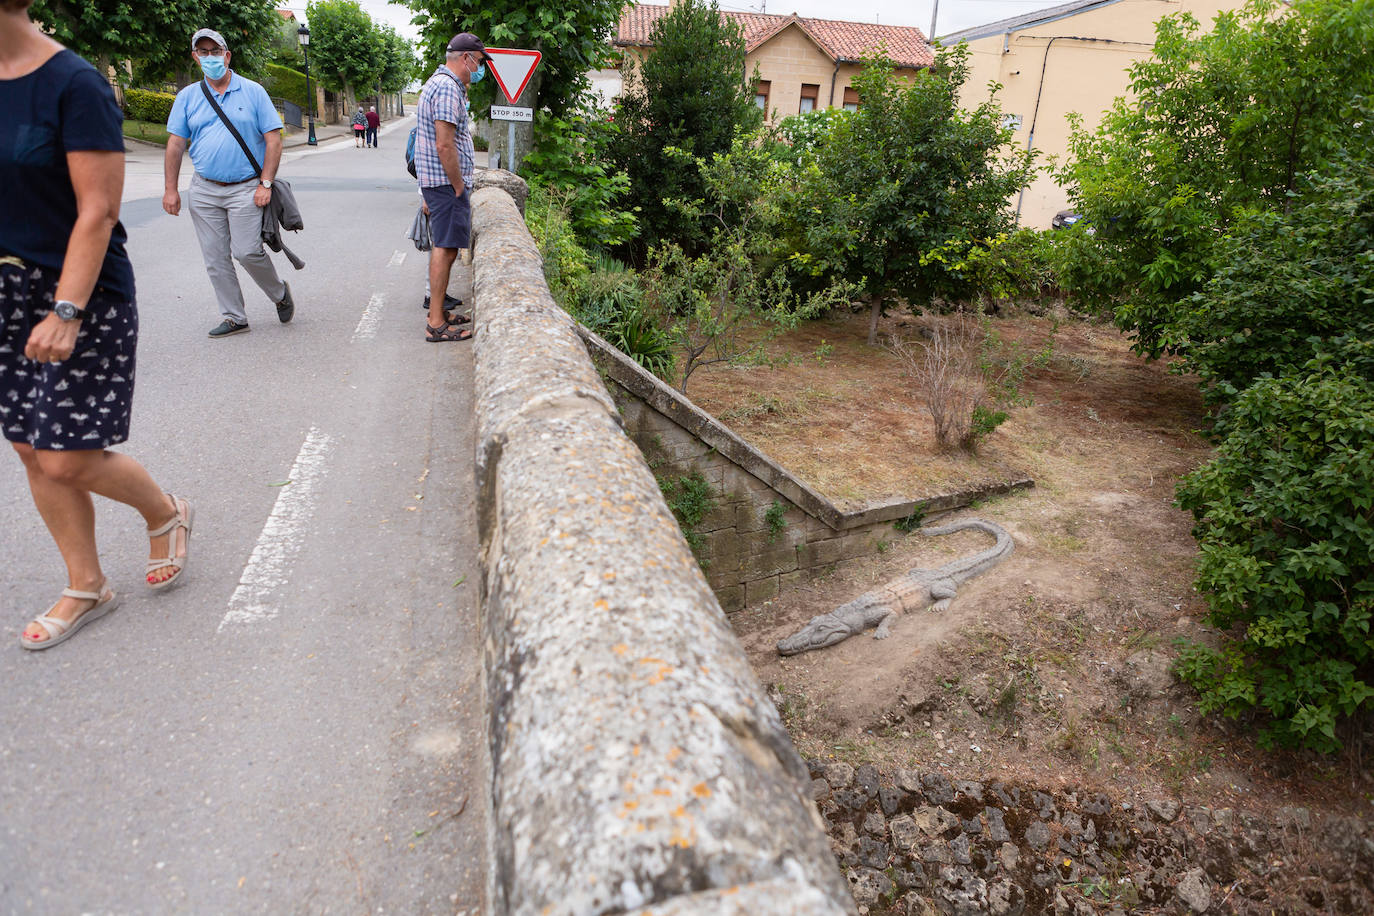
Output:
[0, 258, 138, 451]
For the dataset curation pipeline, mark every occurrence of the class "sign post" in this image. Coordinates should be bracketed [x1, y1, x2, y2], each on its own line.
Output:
[485, 48, 541, 173]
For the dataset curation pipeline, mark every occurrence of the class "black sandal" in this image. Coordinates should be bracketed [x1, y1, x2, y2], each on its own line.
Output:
[443, 310, 472, 326]
[426, 323, 474, 342]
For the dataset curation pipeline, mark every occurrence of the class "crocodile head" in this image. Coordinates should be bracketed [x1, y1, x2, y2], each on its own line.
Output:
[777, 614, 853, 656]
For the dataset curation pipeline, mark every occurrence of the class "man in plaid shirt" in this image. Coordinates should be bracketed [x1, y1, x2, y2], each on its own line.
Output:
[414, 32, 490, 342]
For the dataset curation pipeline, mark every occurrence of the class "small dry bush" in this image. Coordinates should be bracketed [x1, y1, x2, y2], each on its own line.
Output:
[890, 309, 1051, 453]
[889, 311, 986, 452]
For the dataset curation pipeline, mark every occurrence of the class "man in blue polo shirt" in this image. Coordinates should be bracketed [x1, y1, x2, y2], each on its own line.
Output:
[163, 27, 296, 338]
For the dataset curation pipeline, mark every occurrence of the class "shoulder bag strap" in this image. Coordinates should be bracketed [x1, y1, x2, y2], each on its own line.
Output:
[200, 79, 262, 177]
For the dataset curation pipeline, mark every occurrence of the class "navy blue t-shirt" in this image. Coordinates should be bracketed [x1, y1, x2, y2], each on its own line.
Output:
[0, 49, 134, 300]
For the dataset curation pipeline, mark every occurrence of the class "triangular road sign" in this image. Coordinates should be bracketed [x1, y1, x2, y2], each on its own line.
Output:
[486, 48, 542, 105]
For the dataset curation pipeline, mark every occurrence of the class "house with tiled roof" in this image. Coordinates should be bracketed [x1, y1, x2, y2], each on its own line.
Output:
[941, 0, 1240, 228]
[604, 3, 932, 120]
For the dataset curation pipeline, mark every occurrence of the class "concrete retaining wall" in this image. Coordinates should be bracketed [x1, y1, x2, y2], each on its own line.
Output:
[468, 177, 855, 915]
[582, 331, 1034, 612]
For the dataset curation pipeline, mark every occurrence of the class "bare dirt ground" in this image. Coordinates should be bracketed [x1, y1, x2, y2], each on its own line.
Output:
[688, 304, 1371, 825]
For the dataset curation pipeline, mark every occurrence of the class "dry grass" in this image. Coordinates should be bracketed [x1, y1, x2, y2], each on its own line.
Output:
[691, 303, 1368, 818]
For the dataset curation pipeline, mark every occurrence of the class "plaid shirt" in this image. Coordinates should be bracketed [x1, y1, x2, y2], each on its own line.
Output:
[414, 65, 474, 190]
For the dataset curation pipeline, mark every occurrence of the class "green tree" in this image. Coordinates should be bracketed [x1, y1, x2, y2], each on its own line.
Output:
[178, 0, 281, 83]
[398, 0, 623, 171]
[785, 46, 1033, 343]
[32, 0, 202, 78]
[267, 10, 306, 69]
[1172, 149, 1374, 406]
[608, 0, 763, 259]
[400, 0, 620, 116]
[304, 0, 384, 95]
[1055, 0, 1374, 358]
[376, 24, 417, 94]
[37, 0, 281, 86]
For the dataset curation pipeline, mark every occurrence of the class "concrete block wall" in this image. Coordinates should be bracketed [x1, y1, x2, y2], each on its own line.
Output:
[580, 329, 1034, 613]
[468, 173, 855, 916]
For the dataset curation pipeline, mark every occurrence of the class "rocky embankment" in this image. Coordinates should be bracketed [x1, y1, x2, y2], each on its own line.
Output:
[807, 759, 1373, 914]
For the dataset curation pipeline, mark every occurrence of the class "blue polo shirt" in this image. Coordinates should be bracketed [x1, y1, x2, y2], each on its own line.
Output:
[167, 72, 282, 182]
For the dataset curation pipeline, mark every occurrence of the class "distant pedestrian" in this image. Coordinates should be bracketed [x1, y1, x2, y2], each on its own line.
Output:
[413, 32, 490, 342]
[352, 106, 367, 147]
[162, 27, 296, 338]
[365, 105, 380, 148]
[1, 0, 193, 650]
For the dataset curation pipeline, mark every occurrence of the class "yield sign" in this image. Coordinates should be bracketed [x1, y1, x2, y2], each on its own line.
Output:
[486, 48, 542, 105]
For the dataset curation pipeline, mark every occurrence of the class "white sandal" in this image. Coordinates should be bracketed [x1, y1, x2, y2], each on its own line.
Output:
[147, 494, 194, 590]
[19, 582, 119, 650]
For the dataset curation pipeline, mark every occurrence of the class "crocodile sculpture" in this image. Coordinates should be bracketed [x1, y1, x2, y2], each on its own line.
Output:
[776, 518, 1013, 656]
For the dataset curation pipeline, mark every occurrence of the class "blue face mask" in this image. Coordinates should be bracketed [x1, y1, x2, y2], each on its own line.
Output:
[471, 63, 485, 83]
[200, 55, 227, 80]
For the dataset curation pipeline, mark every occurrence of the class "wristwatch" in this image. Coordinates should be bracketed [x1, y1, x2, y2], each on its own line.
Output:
[259, 179, 274, 189]
[53, 300, 84, 322]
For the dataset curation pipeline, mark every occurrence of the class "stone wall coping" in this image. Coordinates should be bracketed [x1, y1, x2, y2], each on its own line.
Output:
[579, 326, 1034, 530]
[470, 183, 855, 916]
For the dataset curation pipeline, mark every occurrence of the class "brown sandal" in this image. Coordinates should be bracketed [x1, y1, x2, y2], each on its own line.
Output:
[426, 323, 473, 342]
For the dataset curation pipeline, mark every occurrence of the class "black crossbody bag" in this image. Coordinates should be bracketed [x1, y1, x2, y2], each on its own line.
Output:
[200, 78, 269, 179]
[199, 80, 305, 269]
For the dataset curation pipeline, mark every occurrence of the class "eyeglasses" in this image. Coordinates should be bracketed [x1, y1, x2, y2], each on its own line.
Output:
[193, 47, 225, 57]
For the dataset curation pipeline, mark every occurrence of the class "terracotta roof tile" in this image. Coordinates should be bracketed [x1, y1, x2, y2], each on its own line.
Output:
[616, 4, 932, 70]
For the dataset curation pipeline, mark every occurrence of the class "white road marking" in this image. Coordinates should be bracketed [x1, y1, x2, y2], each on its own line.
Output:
[220, 427, 337, 630]
[388, 249, 406, 267]
[352, 292, 385, 342]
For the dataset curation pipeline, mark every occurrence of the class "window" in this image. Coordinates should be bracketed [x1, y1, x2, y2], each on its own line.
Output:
[799, 83, 818, 113]
[754, 80, 770, 112]
[842, 87, 859, 111]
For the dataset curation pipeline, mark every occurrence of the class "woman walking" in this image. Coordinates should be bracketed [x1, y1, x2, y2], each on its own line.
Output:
[1, 0, 192, 649]
[351, 105, 367, 147]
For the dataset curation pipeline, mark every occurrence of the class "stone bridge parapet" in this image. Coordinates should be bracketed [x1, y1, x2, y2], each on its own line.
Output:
[468, 174, 855, 915]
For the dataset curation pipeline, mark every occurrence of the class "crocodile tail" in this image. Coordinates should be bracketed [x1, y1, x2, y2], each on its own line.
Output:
[917, 518, 1013, 583]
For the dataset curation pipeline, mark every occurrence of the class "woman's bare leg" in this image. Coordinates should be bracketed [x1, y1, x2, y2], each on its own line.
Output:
[14, 444, 182, 643]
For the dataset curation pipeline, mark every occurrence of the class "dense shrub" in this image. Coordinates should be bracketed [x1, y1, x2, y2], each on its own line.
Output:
[123, 88, 175, 124]
[920, 229, 1061, 310]
[520, 107, 636, 252]
[640, 136, 857, 394]
[525, 183, 591, 307]
[570, 262, 675, 378]
[261, 63, 310, 110]
[526, 187, 673, 377]
[1174, 340, 1374, 752]
[766, 108, 847, 166]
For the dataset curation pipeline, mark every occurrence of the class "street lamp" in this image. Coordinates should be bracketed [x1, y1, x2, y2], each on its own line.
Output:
[297, 23, 317, 146]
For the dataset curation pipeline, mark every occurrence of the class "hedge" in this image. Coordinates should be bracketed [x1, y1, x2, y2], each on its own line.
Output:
[124, 88, 175, 124]
[262, 63, 310, 110]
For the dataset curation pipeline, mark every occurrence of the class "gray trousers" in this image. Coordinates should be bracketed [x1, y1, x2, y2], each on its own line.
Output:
[188, 174, 286, 324]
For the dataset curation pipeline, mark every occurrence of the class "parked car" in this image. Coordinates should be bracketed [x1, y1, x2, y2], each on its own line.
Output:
[1051, 210, 1084, 230]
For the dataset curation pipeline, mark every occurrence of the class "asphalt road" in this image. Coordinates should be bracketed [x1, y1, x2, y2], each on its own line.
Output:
[0, 120, 489, 913]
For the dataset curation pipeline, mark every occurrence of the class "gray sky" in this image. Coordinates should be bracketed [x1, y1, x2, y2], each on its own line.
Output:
[291, 0, 1071, 46]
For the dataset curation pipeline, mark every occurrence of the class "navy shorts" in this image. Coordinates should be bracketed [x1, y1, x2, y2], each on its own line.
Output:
[0, 260, 138, 451]
[421, 184, 472, 251]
